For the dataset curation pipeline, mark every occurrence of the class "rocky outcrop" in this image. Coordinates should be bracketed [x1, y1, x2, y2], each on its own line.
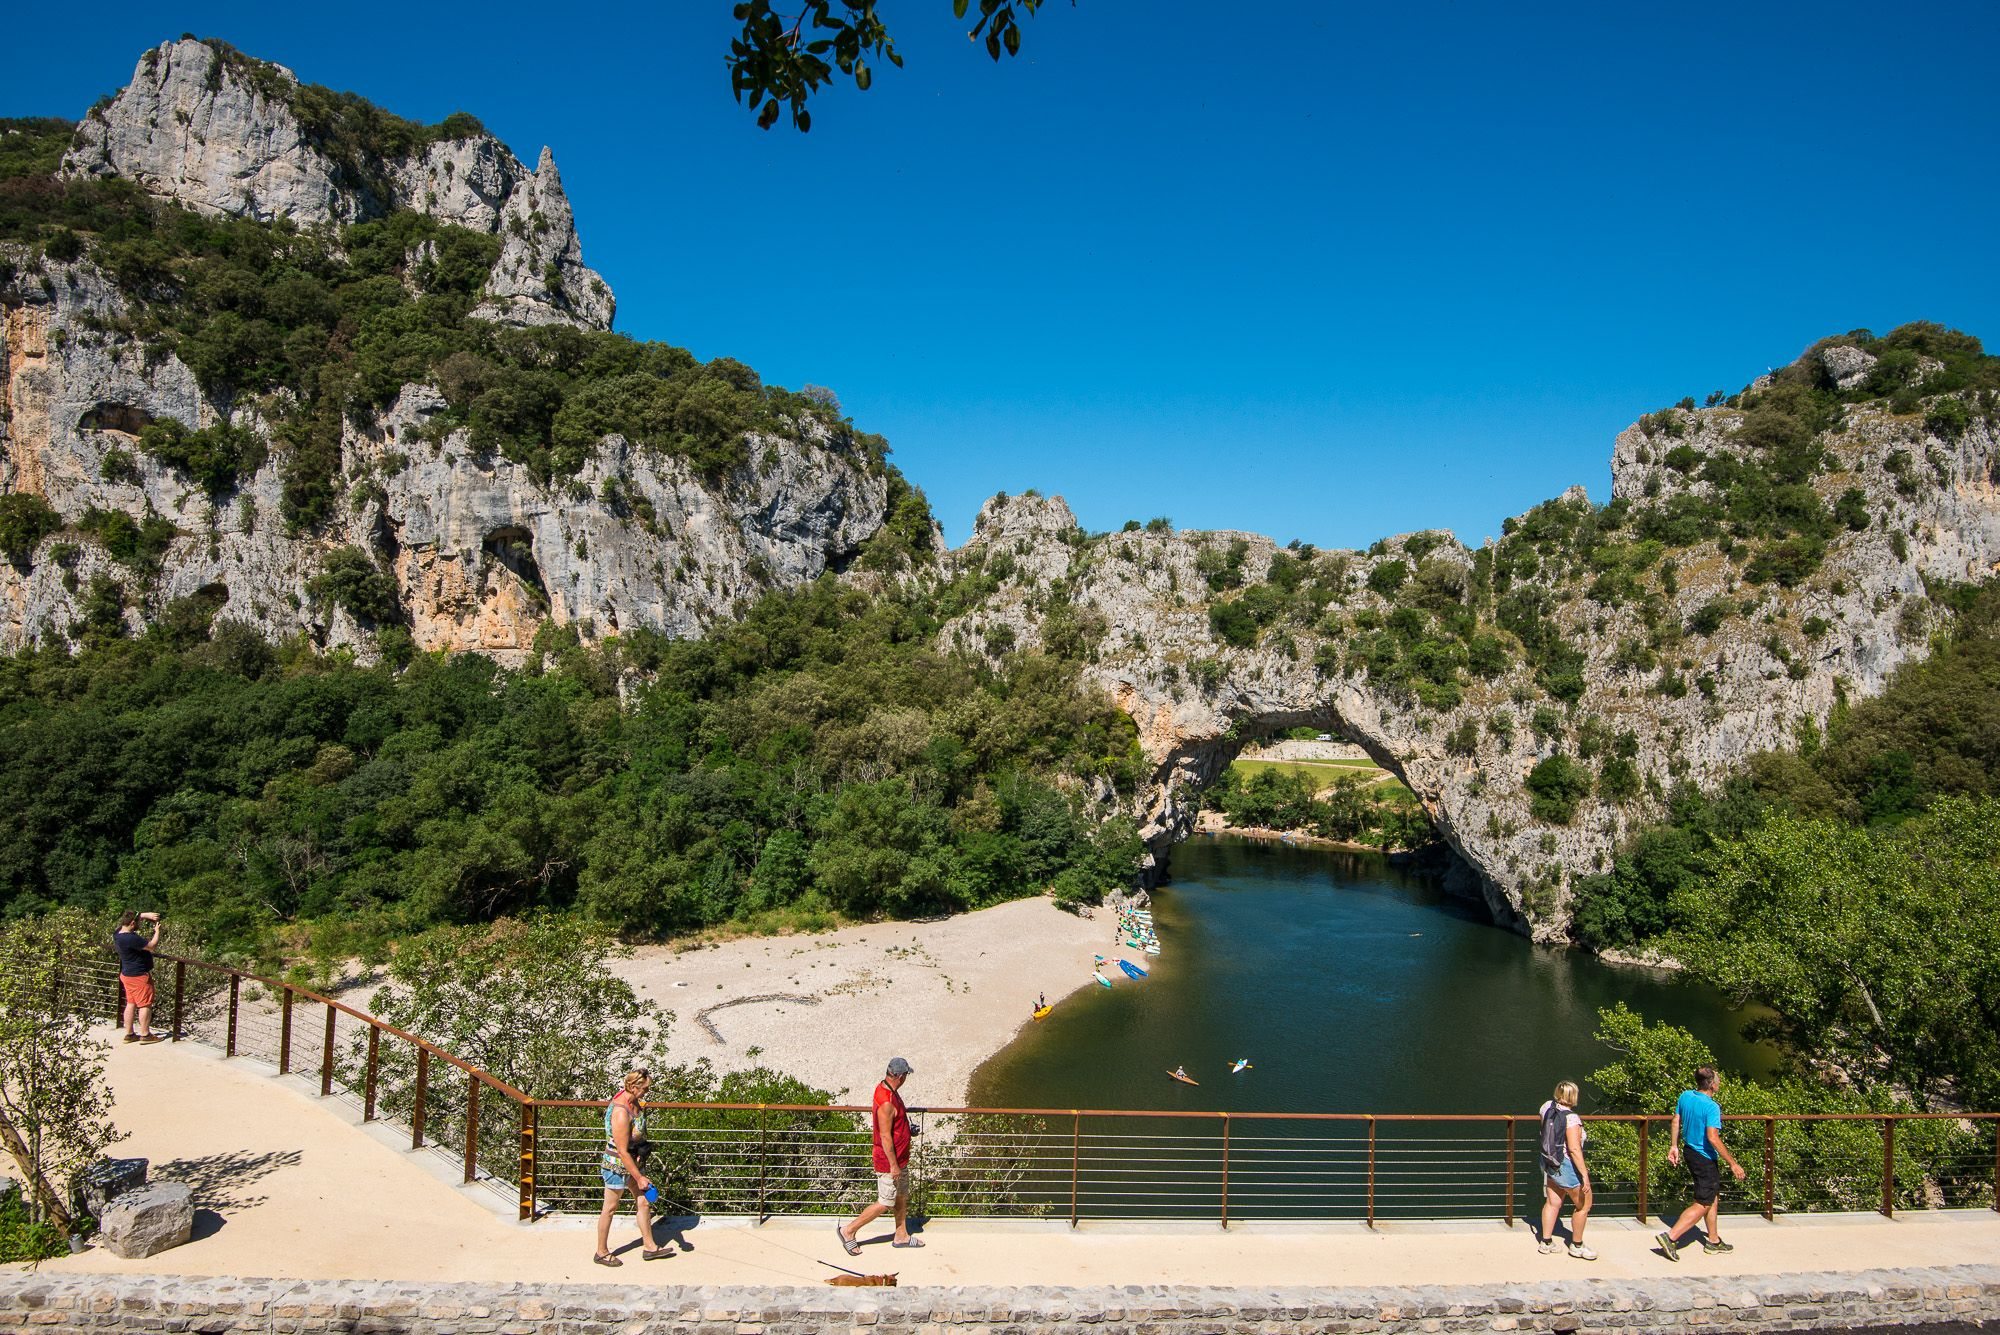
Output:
[62, 39, 613, 330]
[938, 401, 2000, 940]
[1820, 343, 1877, 390]
[471, 147, 613, 330]
[0, 259, 886, 662]
[2, 42, 887, 659]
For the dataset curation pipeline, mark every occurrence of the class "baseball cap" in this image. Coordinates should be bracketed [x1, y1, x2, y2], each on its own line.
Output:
[886, 1057, 914, 1077]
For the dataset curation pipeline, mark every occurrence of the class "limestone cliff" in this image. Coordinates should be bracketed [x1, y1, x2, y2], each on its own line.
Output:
[932, 355, 2000, 940]
[63, 39, 612, 330]
[1, 43, 890, 662]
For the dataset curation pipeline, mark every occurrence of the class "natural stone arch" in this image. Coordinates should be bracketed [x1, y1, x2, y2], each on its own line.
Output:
[1128, 704, 1525, 935]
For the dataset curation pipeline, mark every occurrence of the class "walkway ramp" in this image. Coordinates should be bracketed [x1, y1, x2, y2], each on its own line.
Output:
[12, 1034, 1999, 1289]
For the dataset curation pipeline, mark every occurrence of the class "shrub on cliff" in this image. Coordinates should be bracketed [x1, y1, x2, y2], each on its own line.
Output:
[0, 494, 61, 569]
[137, 418, 264, 495]
[305, 546, 401, 624]
[1525, 753, 1592, 824]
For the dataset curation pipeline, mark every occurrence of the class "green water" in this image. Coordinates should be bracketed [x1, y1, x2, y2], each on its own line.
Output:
[970, 836, 1776, 1115]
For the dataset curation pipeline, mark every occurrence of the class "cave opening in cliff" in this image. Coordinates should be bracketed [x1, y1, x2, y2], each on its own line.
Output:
[482, 526, 548, 609]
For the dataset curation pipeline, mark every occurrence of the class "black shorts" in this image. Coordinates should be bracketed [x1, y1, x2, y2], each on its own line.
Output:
[1687, 1149, 1721, 1204]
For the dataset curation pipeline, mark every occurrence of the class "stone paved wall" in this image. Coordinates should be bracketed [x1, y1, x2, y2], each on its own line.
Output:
[2, 1267, 1997, 1335]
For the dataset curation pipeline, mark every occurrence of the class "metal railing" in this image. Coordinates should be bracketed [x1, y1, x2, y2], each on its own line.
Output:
[52, 948, 537, 1215]
[42, 948, 2000, 1226]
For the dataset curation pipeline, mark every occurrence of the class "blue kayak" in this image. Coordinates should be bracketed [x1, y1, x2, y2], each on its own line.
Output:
[1117, 959, 1148, 979]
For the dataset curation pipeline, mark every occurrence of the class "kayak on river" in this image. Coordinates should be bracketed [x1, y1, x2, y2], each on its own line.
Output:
[1118, 959, 1148, 979]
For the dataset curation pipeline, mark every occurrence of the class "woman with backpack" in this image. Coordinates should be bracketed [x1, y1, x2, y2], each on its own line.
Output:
[1537, 1080, 1596, 1260]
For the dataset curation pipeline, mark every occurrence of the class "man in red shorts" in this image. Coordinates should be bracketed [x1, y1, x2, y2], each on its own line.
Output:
[113, 911, 165, 1043]
[835, 1057, 921, 1254]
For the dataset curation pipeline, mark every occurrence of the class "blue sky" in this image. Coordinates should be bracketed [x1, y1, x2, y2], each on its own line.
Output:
[10, 2, 1999, 548]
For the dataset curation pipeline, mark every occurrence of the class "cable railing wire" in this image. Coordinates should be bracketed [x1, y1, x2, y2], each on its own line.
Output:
[28, 947, 2000, 1225]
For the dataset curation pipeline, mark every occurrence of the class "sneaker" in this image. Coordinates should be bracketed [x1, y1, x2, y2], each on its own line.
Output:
[1702, 1238, 1734, 1254]
[1567, 1242, 1598, 1261]
[1656, 1230, 1680, 1262]
[1537, 1238, 1557, 1254]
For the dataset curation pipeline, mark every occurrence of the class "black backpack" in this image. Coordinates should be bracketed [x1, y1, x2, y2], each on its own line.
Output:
[1539, 1102, 1569, 1172]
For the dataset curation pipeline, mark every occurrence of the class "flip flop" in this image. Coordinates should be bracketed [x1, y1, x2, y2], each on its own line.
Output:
[891, 1237, 926, 1248]
[835, 1223, 861, 1257]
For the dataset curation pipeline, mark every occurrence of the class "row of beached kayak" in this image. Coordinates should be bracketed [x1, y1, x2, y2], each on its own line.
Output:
[1091, 905, 1160, 989]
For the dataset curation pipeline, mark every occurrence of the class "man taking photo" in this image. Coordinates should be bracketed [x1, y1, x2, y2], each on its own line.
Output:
[113, 910, 165, 1044]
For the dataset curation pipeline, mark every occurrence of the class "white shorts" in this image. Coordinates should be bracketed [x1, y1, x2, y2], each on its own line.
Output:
[875, 1170, 907, 1207]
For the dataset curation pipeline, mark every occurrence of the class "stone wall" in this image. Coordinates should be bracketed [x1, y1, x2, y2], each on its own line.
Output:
[3, 1266, 1996, 1334]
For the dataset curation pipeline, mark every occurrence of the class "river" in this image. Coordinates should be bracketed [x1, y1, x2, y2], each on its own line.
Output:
[969, 835, 1776, 1115]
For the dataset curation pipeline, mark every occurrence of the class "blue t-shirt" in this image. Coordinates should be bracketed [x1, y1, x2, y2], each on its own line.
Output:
[1677, 1089, 1721, 1158]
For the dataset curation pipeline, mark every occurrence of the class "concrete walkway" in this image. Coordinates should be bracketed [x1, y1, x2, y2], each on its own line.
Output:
[14, 1034, 1999, 1289]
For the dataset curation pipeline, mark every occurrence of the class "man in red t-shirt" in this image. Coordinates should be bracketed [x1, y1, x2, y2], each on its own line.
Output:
[835, 1057, 922, 1253]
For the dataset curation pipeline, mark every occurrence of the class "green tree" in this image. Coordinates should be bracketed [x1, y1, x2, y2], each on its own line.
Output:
[1585, 1003, 1983, 1215]
[1668, 799, 2000, 1108]
[0, 912, 125, 1234]
[362, 915, 672, 1103]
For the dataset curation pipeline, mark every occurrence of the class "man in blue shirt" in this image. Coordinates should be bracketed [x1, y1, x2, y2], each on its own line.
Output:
[1657, 1065, 1745, 1260]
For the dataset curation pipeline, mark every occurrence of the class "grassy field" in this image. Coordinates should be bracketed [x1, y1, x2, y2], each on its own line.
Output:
[1228, 758, 1416, 804]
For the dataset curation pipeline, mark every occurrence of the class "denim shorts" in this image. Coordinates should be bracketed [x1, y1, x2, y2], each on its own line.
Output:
[601, 1167, 628, 1191]
[1547, 1158, 1582, 1191]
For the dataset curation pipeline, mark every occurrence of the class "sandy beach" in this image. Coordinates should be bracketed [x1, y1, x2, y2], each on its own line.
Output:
[611, 895, 1140, 1107]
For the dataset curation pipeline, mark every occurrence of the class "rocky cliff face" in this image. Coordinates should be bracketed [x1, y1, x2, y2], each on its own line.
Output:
[935, 374, 2000, 939]
[1, 42, 889, 663]
[0, 263, 886, 661]
[63, 39, 612, 330]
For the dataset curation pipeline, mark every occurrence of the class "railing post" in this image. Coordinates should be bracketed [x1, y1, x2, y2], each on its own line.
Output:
[278, 988, 294, 1073]
[363, 1028, 380, 1121]
[1763, 1117, 1775, 1221]
[110, 971, 123, 1023]
[464, 1072, 481, 1184]
[413, 1048, 429, 1149]
[1992, 1118, 1999, 1213]
[518, 1102, 537, 1222]
[1366, 1116, 1377, 1229]
[1636, 1116, 1649, 1222]
[320, 1005, 336, 1096]
[1069, 1112, 1081, 1229]
[1505, 1116, 1516, 1226]
[170, 960, 186, 1042]
[1880, 1117, 1895, 1218]
[1220, 1114, 1230, 1230]
[225, 974, 240, 1057]
[757, 1105, 769, 1224]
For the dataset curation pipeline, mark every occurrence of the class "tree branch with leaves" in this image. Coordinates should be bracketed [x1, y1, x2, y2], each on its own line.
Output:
[729, 1, 1066, 131]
